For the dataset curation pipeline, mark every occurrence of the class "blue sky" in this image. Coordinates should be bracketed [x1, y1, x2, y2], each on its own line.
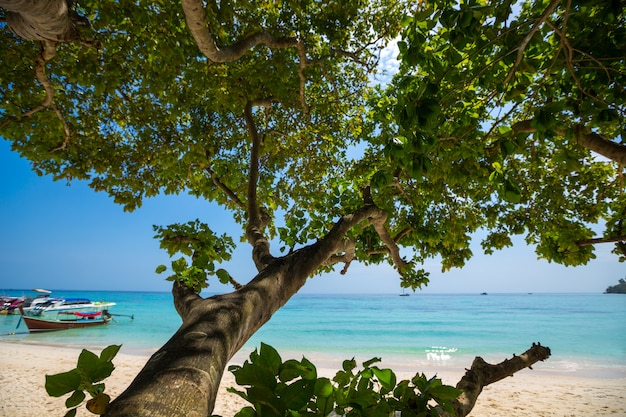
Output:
[0, 139, 622, 294]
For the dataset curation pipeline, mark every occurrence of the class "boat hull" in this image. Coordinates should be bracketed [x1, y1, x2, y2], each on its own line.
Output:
[22, 315, 110, 332]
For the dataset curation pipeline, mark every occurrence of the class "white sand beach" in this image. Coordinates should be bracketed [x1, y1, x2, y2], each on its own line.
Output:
[1, 341, 624, 417]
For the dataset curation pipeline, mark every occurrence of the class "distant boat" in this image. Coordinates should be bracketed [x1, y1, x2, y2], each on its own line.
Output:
[480, 292, 488, 295]
[18, 307, 112, 332]
[399, 288, 410, 296]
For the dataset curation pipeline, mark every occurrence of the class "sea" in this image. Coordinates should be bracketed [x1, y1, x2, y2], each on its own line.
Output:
[1, 290, 625, 378]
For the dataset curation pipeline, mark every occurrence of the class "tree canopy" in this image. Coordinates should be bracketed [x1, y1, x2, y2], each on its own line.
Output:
[1, 1, 623, 292]
[1, 1, 624, 416]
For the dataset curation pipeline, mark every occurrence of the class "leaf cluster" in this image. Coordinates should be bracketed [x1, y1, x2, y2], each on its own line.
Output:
[226, 343, 460, 417]
[153, 220, 235, 292]
[363, 0, 625, 268]
[45, 345, 121, 416]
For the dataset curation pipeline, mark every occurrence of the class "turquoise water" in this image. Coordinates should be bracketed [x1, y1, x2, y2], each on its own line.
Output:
[1, 291, 625, 376]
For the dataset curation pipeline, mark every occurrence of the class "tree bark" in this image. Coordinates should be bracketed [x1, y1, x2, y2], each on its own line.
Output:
[180, 0, 298, 63]
[1, 0, 73, 41]
[450, 343, 551, 417]
[104, 204, 386, 417]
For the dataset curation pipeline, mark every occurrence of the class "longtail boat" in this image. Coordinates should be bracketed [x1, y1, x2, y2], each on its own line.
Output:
[18, 307, 112, 332]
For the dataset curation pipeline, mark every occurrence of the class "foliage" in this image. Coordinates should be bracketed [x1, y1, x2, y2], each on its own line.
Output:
[227, 342, 461, 417]
[153, 220, 236, 292]
[0, 1, 623, 290]
[605, 278, 626, 294]
[45, 345, 121, 417]
[365, 0, 625, 268]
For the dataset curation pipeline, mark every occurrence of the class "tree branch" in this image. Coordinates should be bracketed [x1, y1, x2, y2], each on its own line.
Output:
[503, 0, 561, 85]
[450, 343, 552, 417]
[1, 0, 71, 41]
[10, 40, 72, 151]
[202, 156, 246, 210]
[512, 120, 626, 165]
[323, 239, 357, 274]
[172, 281, 202, 320]
[243, 99, 274, 271]
[576, 235, 626, 246]
[181, 0, 297, 63]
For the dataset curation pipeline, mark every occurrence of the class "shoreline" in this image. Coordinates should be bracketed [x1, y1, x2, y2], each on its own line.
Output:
[1, 340, 625, 417]
[5, 337, 625, 379]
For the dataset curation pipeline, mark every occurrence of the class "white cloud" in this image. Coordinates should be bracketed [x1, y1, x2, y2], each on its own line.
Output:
[371, 37, 401, 86]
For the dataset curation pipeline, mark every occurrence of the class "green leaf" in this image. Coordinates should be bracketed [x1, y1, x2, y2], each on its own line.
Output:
[65, 390, 86, 408]
[362, 357, 382, 368]
[372, 367, 396, 393]
[282, 379, 315, 410]
[428, 384, 462, 400]
[233, 406, 257, 417]
[342, 358, 357, 373]
[46, 370, 82, 397]
[258, 342, 282, 375]
[63, 409, 77, 417]
[77, 349, 115, 383]
[155, 264, 167, 274]
[99, 345, 121, 363]
[314, 377, 333, 398]
[216, 268, 231, 284]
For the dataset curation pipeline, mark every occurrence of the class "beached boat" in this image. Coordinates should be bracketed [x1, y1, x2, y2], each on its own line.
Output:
[0, 296, 25, 314]
[19, 309, 112, 332]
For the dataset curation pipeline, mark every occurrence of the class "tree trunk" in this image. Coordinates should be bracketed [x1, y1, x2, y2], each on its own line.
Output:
[105, 261, 305, 416]
[104, 204, 386, 416]
[0, 0, 73, 41]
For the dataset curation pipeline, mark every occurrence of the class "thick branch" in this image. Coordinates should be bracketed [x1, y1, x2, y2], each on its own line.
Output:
[372, 218, 410, 272]
[450, 343, 552, 417]
[323, 239, 357, 274]
[1, 0, 71, 41]
[172, 281, 202, 320]
[181, 0, 297, 62]
[244, 99, 274, 271]
[512, 120, 626, 165]
[576, 235, 626, 246]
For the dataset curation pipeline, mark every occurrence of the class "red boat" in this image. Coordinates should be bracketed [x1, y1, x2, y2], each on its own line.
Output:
[19, 308, 112, 332]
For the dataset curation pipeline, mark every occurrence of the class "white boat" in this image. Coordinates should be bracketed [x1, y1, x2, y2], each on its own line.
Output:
[22, 292, 116, 316]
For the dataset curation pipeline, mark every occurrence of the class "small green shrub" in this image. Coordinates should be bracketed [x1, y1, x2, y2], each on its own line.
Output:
[226, 343, 461, 417]
[45, 345, 121, 417]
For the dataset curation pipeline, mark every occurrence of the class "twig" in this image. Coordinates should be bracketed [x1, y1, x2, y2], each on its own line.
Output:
[503, 0, 561, 85]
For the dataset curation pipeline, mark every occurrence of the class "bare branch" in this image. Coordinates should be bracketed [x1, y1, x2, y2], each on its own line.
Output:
[372, 217, 411, 272]
[181, 0, 297, 63]
[450, 343, 552, 417]
[228, 276, 243, 291]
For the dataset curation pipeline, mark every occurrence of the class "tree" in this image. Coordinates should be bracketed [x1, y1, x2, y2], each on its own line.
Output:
[605, 278, 626, 293]
[0, 1, 623, 416]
